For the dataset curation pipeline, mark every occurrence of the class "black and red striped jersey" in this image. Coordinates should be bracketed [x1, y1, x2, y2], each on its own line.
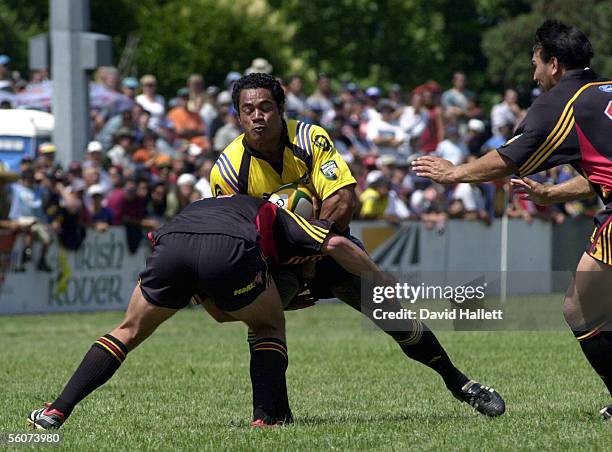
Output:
[498, 68, 612, 202]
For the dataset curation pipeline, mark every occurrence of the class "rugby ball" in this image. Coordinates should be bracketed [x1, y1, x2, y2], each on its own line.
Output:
[268, 183, 314, 218]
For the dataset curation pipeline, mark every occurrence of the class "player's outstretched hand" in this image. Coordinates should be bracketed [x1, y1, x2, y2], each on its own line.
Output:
[411, 156, 456, 184]
[510, 178, 551, 205]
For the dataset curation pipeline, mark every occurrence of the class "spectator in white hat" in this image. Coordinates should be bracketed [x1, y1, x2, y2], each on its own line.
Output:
[244, 57, 273, 75]
[87, 184, 113, 232]
[84, 141, 112, 193]
[366, 100, 407, 158]
[466, 118, 488, 157]
[166, 172, 199, 217]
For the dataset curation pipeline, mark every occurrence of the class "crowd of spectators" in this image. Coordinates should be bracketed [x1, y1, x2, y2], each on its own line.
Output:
[0, 54, 600, 269]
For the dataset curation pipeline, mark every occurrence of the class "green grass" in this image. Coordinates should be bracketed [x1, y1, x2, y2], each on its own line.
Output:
[2, 299, 612, 451]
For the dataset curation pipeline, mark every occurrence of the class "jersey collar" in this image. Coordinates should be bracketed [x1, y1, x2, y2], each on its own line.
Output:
[242, 120, 290, 175]
[561, 67, 598, 81]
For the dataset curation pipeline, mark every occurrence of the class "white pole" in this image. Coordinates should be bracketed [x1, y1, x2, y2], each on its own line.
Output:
[50, 0, 90, 167]
[500, 185, 509, 303]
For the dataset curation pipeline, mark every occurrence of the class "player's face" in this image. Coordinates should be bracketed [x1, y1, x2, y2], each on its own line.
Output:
[532, 49, 557, 91]
[238, 88, 283, 149]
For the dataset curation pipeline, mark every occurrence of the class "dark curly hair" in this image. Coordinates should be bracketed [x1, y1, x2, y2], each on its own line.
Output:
[231, 73, 285, 113]
[534, 20, 593, 69]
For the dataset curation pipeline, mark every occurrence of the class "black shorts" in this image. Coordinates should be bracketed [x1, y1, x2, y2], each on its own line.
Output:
[139, 233, 269, 311]
[587, 205, 612, 266]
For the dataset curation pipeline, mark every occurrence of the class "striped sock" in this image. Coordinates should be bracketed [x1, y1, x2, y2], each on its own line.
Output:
[574, 323, 612, 395]
[247, 330, 256, 351]
[49, 334, 128, 418]
[250, 337, 290, 422]
[390, 320, 468, 392]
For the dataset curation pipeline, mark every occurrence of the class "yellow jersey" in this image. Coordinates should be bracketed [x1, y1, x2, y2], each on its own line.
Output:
[210, 119, 356, 200]
[359, 188, 388, 219]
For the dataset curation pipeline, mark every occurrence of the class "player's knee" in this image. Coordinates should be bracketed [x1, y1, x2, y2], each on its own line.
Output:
[562, 291, 583, 328]
[250, 316, 285, 339]
[562, 295, 576, 320]
[322, 234, 350, 255]
[113, 320, 151, 350]
[252, 325, 285, 340]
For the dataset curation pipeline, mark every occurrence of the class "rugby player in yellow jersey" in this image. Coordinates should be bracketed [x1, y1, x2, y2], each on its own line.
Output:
[209, 73, 505, 417]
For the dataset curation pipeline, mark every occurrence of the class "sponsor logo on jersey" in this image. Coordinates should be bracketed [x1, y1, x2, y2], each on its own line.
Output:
[313, 134, 332, 152]
[320, 160, 339, 180]
[605, 100, 612, 121]
[598, 84, 612, 93]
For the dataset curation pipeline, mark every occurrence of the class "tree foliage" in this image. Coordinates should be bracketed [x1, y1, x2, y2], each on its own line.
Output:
[0, 0, 608, 101]
[90, 0, 139, 58]
[271, 0, 522, 92]
[0, 0, 138, 79]
[482, 0, 612, 92]
[0, 0, 47, 75]
[132, 0, 299, 95]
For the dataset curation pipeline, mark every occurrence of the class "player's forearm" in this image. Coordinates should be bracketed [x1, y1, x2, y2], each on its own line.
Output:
[322, 235, 390, 286]
[450, 151, 517, 183]
[541, 175, 595, 204]
[319, 187, 357, 232]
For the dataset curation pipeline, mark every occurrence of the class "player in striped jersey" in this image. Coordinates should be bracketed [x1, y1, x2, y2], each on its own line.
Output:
[27, 195, 391, 429]
[413, 20, 612, 420]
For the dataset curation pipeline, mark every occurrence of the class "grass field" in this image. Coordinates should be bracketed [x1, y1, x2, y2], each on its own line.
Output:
[2, 299, 612, 451]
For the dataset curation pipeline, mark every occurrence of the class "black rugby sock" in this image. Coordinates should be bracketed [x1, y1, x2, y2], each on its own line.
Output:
[49, 334, 128, 418]
[250, 337, 290, 422]
[574, 325, 612, 395]
[329, 277, 468, 392]
[389, 321, 469, 392]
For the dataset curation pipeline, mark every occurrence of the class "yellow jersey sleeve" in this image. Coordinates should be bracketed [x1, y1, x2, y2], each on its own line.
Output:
[210, 151, 240, 197]
[307, 125, 356, 200]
